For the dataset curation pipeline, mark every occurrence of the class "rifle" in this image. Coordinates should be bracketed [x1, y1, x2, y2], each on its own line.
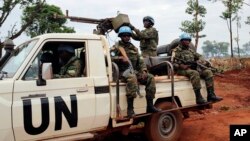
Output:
[175, 58, 224, 77]
[196, 62, 224, 77]
[118, 47, 144, 98]
[54, 10, 130, 35]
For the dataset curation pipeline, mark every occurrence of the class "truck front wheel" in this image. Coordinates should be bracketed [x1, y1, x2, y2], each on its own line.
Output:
[145, 102, 183, 141]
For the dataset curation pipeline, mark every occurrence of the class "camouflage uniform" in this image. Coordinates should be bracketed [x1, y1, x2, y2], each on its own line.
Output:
[173, 44, 214, 90]
[110, 41, 156, 99]
[55, 56, 82, 78]
[132, 27, 159, 57]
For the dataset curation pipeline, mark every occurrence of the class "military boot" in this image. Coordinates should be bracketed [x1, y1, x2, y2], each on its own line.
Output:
[127, 98, 135, 118]
[194, 89, 206, 104]
[207, 87, 223, 102]
[146, 98, 161, 113]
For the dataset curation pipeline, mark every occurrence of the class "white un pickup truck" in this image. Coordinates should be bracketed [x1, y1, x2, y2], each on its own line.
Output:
[0, 33, 214, 141]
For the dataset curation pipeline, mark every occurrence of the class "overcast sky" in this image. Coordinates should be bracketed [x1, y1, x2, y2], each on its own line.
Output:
[1, 0, 250, 53]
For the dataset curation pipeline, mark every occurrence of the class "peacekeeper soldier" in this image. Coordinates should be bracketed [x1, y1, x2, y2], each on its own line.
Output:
[172, 33, 223, 104]
[54, 44, 82, 78]
[110, 26, 161, 118]
[129, 16, 159, 57]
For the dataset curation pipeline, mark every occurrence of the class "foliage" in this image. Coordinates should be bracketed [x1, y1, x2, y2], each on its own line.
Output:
[233, 47, 246, 56]
[180, 0, 206, 50]
[0, 0, 45, 57]
[242, 41, 250, 55]
[220, 0, 243, 20]
[202, 40, 229, 58]
[215, 0, 243, 57]
[0, 0, 45, 40]
[22, 4, 75, 37]
[246, 16, 250, 25]
[180, 20, 206, 36]
[246, 16, 250, 34]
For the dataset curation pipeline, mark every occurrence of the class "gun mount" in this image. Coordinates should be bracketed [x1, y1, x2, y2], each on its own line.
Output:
[54, 10, 130, 35]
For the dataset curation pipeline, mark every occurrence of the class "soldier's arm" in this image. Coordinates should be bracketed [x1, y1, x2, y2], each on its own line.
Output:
[193, 51, 202, 60]
[173, 49, 187, 69]
[131, 32, 141, 41]
[54, 59, 83, 78]
[134, 28, 158, 39]
[62, 59, 82, 78]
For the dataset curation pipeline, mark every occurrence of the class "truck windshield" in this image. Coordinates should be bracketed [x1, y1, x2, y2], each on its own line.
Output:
[0, 39, 38, 78]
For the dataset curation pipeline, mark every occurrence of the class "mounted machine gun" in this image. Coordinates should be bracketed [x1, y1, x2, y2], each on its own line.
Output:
[54, 10, 130, 35]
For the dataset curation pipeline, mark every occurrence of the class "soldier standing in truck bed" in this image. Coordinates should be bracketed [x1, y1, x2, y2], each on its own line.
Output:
[129, 16, 159, 57]
[172, 33, 223, 104]
[110, 26, 161, 118]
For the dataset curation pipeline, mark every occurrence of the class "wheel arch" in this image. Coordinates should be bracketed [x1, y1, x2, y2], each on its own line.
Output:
[155, 96, 182, 107]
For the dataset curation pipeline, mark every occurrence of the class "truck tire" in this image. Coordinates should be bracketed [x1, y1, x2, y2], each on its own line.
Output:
[145, 102, 183, 141]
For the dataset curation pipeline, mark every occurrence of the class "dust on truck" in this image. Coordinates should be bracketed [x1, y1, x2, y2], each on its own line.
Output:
[0, 13, 216, 141]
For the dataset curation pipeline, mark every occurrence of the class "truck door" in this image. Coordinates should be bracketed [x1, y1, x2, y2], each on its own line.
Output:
[12, 40, 96, 141]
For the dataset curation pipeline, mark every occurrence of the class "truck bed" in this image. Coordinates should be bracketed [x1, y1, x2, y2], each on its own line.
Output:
[110, 75, 189, 86]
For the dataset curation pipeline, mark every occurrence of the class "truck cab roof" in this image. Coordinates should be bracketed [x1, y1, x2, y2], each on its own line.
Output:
[33, 33, 102, 40]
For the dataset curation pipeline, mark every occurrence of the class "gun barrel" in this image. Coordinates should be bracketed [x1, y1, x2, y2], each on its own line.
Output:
[54, 13, 104, 24]
[69, 16, 104, 24]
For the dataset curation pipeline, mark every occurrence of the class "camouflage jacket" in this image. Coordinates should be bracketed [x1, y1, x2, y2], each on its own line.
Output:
[173, 44, 202, 68]
[56, 56, 82, 78]
[110, 41, 147, 73]
[132, 27, 159, 52]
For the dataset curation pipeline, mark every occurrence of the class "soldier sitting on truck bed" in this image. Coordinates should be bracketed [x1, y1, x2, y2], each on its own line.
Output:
[54, 44, 82, 78]
[110, 26, 161, 118]
[172, 33, 223, 104]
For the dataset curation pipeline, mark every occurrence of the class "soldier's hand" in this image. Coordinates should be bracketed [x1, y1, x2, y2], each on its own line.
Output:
[141, 70, 148, 80]
[197, 59, 207, 65]
[180, 64, 190, 70]
[128, 23, 135, 30]
[119, 56, 128, 62]
[205, 60, 212, 67]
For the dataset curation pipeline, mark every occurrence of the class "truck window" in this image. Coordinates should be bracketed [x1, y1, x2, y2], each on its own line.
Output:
[23, 56, 39, 80]
[23, 41, 86, 80]
[1, 39, 38, 78]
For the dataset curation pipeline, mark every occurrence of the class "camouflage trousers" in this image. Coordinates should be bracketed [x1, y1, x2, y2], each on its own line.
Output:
[177, 69, 214, 90]
[141, 50, 157, 58]
[122, 73, 156, 99]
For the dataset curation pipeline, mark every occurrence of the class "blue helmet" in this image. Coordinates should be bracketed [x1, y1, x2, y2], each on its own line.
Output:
[58, 44, 75, 53]
[118, 26, 132, 37]
[179, 33, 192, 41]
[143, 16, 155, 25]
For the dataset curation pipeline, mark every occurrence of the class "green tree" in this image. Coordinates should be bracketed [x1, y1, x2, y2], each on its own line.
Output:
[180, 0, 206, 51]
[202, 40, 229, 58]
[217, 42, 230, 57]
[202, 40, 214, 58]
[22, 4, 75, 37]
[0, 0, 45, 57]
[232, 47, 244, 56]
[246, 16, 250, 34]
[234, 13, 241, 57]
[219, 0, 243, 57]
[246, 16, 250, 24]
[242, 41, 250, 55]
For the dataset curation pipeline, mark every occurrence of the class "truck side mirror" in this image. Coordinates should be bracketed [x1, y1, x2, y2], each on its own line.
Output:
[42, 63, 53, 80]
[36, 62, 52, 86]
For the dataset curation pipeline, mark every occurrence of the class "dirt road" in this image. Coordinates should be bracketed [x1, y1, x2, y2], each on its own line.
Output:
[179, 68, 250, 141]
